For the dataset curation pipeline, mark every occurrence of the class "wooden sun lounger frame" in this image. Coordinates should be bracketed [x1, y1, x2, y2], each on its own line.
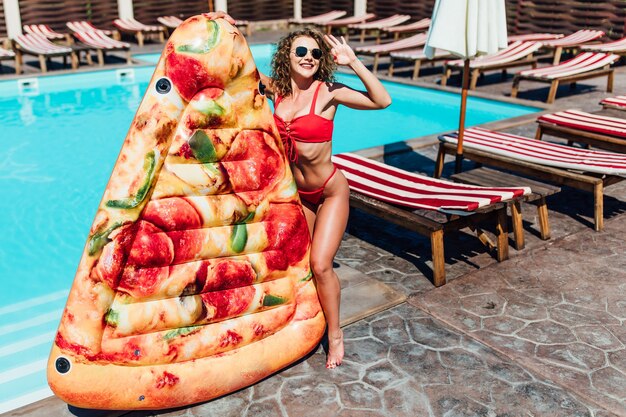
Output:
[11, 39, 78, 73]
[535, 115, 626, 154]
[114, 19, 165, 47]
[434, 141, 624, 231]
[442, 54, 538, 90]
[388, 51, 453, 79]
[511, 65, 614, 104]
[348, 190, 511, 287]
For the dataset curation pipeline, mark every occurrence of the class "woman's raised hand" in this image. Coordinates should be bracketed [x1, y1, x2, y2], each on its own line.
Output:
[324, 35, 358, 66]
[203, 10, 236, 25]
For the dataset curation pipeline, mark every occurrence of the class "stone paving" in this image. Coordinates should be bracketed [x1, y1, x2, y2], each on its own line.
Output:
[5, 29, 626, 417]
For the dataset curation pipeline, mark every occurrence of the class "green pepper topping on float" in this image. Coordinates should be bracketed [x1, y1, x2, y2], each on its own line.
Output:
[104, 308, 119, 326]
[192, 99, 224, 116]
[230, 224, 248, 253]
[88, 221, 123, 256]
[176, 20, 219, 54]
[163, 325, 202, 341]
[262, 294, 288, 307]
[106, 151, 156, 209]
[188, 130, 217, 162]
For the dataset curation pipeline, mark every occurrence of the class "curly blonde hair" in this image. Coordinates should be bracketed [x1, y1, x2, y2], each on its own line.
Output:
[270, 28, 336, 97]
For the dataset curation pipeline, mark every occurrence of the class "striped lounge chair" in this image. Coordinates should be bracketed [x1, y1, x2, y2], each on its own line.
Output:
[379, 18, 431, 42]
[333, 152, 531, 286]
[510, 52, 619, 104]
[12, 33, 78, 73]
[348, 14, 411, 43]
[113, 17, 165, 47]
[507, 33, 564, 43]
[435, 127, 626, 231]
[66, 21, 113, 36]
[600, 95, 626, 111]
[388, 48, 452, 79]
[355, 32, 428, 73]
[23, 24, 70, 44]
[71, 30, 131, 66]
[157, 15, 183, 29]
[536, 110, 626, 154]
[288, 10, 347, 26]
[581, 36, 626, 56]
[541, 29, 605, 64]
[323, 13, 376, 35]
[441, 41, 543, 89]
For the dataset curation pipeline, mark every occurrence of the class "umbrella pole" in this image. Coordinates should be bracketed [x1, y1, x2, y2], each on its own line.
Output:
[455, 58, 470, 174]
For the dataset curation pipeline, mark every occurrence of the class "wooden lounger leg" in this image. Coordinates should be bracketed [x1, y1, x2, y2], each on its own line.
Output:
[39, 55, 47, 73]
[434, 143, 446, 179]
[535, 125, 543, 140]
[511, 76, 520, 98]
[536, 197, 551, 240]
[412, 60, 422, 80]
[70, 52, 78, 69]
[594, 182, 603, 231]
[360, 30, 365, 43]
[552, 46, 563, 65]
[97, 50, 104, 66]
[15, 51, 23, 74]
[441, 67, 451, 86]
[137, 32, 144, 47]
[388, 57, 395, 76]
[546, 80, 560, 104]
[126, 50, 132, 64]
[373, 54, 379, 73]
[495, 207, 509, 262]
[469, 69, 480, 90]
[511, 201, 525, 250]
[607, 69, 614, 93]
[159, 30, 165, 43]
[430, 229, 446, 287]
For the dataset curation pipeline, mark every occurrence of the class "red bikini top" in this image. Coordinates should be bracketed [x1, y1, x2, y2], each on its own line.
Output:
[273, 81, 334, 162]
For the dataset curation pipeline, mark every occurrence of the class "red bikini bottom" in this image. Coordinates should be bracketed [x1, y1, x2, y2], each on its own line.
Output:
[298, 166, 338, 206]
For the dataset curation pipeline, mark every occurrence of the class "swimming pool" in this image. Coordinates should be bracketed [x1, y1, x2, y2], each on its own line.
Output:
[0, 44, 539, 412]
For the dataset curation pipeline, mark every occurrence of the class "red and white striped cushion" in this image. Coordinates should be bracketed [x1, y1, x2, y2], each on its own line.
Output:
[157, 16, 183, 28]
[114, 18, 161, 32]
[508, 33, 564, 43]
[384, 18, 430, 33]
[517, 52, 619, 79]
[600, 95, 626, 109]
[15, 33, 72, 54]
[542, 29, 605, 47]
[74, 30, 130, 49]
[581, 36, 626, 53]
[23, 24, 65, 40]
[349, 15, 410, 30]
[538, 110, 626, 138]
[0, 47, 15, 58]
[440, 127, 626, 175]
[356, 33, 428, 53]
[67, 21, 112, 36]
[332, 153, 530, 214]
[447, 41, 542, 69]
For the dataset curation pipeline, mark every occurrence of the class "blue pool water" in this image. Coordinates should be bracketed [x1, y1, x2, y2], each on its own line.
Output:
[0, 44, 539, 412]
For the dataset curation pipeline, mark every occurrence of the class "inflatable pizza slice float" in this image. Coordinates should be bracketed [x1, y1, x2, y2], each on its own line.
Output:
[47, 16, 325, 410]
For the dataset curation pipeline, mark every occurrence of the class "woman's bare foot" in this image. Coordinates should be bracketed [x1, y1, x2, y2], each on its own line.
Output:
[326, 329, 344, 369]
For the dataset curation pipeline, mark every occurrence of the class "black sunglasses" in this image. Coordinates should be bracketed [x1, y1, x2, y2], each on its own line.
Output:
[293, 46, 323, 60]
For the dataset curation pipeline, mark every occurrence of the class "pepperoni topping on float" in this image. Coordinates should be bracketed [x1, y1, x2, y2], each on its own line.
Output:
[200, 286, 255, 320]
[127, 221, 175, 268]
[222, 131, 282, 193]
[264, 204, 310, 270]
[165, 49, 224, 102]
[142, 198, 202, 232]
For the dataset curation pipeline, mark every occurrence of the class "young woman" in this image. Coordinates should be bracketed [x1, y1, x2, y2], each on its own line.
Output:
[209, 12, 391, 368]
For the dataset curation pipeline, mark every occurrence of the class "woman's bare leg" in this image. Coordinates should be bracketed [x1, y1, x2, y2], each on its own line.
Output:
[306, 178, 349, 368]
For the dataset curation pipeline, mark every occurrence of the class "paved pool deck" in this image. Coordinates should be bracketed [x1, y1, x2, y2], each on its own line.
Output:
[3, 30, 626, 417]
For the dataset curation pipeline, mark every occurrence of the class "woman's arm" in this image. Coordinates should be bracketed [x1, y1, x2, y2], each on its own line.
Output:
[324, 35, 391, 110]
